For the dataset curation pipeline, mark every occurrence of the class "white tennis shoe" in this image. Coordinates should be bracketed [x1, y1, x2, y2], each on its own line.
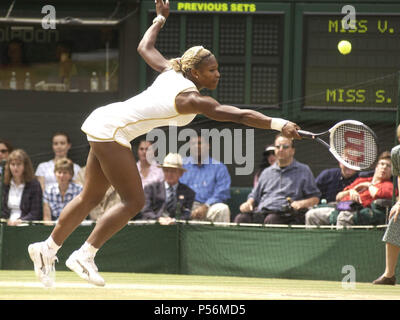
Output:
[28, 241, 58, 288]
[66, 250, 105, 286]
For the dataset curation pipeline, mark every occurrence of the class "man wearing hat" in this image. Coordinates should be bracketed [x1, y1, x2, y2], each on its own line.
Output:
[136, 153, 195, 224]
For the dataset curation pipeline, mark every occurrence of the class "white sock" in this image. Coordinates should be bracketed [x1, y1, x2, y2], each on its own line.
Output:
[45, 236, 61, 252]
[80, 242, 99, 257]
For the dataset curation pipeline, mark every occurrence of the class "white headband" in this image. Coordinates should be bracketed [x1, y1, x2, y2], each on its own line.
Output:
[192, 46, 204, 57]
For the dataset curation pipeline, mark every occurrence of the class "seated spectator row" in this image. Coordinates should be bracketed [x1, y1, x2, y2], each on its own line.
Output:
[234, 134, 394, 227]
[0, 129, 398, 228]
[0, 134, 232, 225]
[0, 133, 83, 226]
[107, 136, 232, 225]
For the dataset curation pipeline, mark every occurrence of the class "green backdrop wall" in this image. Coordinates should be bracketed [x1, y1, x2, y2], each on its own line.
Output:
[0, 223, 392, 283]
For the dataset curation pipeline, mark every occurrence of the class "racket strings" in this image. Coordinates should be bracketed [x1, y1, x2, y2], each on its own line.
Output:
[332, 124, 378, 170]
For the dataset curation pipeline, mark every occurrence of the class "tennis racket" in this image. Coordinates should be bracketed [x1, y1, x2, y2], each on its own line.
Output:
[298, 120, 378, 171]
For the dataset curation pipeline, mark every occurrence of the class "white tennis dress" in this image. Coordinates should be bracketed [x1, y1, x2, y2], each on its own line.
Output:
[81, 69, 198, 148]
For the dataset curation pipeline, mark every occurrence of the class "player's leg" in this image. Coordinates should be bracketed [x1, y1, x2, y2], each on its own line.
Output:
[51, 149, 111, 245]
[85, 141, 145, 248]
[384, 242, 400, 278]
[65, 141, 145, 286]
[28, 148, 110, 287]
[373, 217, 400, 285]
[372, 242, 399, 285]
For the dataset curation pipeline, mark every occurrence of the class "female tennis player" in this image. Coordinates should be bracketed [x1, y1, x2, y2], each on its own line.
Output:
[28, 0, 301, 287]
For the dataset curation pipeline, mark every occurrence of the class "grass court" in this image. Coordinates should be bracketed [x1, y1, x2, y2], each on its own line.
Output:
[0, 270, 399, 300]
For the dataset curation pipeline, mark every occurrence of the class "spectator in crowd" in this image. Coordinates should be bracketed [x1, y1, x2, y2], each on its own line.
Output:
[56, 42, 77, 89]
[43, 158, 82, 221]
[0, 139, 13, 175]
[180, 135, 231, 222]
[0, 39, 30, 90]
[137, 153, 195, 225]
[0, 139, 13, 161]
[235, 133, 320, 225]
[306, 151, 393, 227]
[315, 161, 359, 204]
[75, 166, 121, 221]
[35, 132, 81, 191]
[1, 39, 29, 68]
[253, 144, 276, 187]
[136, 139, 164, 187]
[1, 149, 42, 226]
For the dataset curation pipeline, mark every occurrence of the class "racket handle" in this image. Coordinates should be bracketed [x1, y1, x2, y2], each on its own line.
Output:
[298, 130, 316, 139]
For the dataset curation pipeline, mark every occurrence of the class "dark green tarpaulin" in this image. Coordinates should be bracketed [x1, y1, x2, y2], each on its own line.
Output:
[0, 222, 391, 283]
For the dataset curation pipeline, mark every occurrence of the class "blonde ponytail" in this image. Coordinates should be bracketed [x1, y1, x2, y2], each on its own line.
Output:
[169, 57, 182, 72]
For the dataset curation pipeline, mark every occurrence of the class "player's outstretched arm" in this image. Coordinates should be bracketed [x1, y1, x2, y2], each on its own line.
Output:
[176, 92, 301, 139]
[137, 0, 170, 73]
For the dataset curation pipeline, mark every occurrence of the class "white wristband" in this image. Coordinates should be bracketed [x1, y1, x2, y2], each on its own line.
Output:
[153, 15, 166, 28]
[270, 118, 288, 131]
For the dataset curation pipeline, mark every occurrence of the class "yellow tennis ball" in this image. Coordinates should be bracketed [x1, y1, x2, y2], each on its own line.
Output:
[338, 40, 352, 55]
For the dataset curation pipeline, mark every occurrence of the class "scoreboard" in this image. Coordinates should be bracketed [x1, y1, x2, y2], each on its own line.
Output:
[303, 14, 400, 111]
[293, 3, 400, 122]
[140, 1, 400, 122]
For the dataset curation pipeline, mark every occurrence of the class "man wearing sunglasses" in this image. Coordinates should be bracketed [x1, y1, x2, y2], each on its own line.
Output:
[235, 133, 320, 225]
[0, 139, 13, 175]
